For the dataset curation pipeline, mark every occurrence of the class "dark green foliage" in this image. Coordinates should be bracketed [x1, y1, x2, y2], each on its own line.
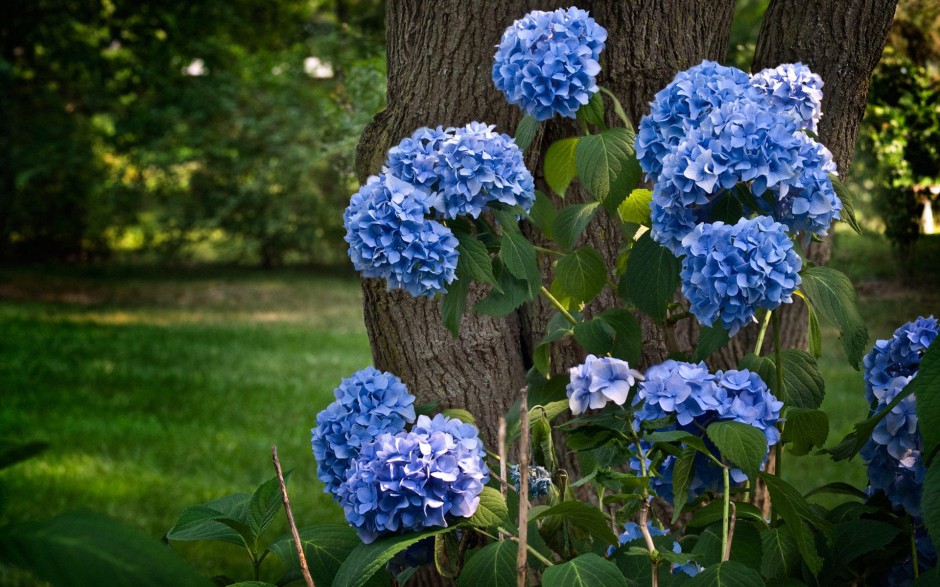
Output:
[0, 509, 212, 587]
[1, 0, 386, 264]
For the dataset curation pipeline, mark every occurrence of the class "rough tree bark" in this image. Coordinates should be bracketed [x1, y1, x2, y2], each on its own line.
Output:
[354, 0, 897, 580]
[355, 0, 736, 452]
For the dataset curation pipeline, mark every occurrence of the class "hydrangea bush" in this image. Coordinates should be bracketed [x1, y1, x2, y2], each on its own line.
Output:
[161, 6, 939, 587]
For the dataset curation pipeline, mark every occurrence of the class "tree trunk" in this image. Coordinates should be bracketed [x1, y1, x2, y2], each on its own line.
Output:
[356, 0, 737, 452]
[354, 0, 896, 579]
[743, 0, 899, 516]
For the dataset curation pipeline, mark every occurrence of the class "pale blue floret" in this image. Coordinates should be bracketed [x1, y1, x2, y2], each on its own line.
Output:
[634, 361, 782, 496]
[750, 62, 824, 133]
[493, 7, 607, 121]
[862, 316, 938, 516]
[336, 414, 488, 543]
[343, 173, 458, 297]
[566, 354, 644, 415]
[679, 216, 802, 335]
[311, 367, 416, 497]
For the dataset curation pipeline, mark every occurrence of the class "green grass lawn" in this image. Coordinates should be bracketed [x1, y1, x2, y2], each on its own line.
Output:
[0, 267, 371, 584]
[1, 232, 938, 584]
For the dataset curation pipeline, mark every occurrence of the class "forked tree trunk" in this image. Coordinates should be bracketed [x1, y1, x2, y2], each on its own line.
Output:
[355, 0, 737, 455]
[354, 0, 896, 581]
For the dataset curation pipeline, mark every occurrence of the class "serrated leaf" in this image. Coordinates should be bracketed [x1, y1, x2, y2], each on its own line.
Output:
[247, 473, 290, 546]
[553, 246, 607, 304]
[780, 349, 825, 409]
[575, 128, 638, 206]
[166, 493, 252, 546]
[922, 461, 940, 547]
[455, 231, 497, 287]
[333, 525, 462, 587]
[528, 501, 618, 546]
[828, 520, 900, 567]
[803, 482, 868, 500]
[574, 317, 615, 355]
[829, 174, 862, 235]
[686, 560, 765, 587]
[671, 446, 698, 522]
[474, 264, 531, 317]
[457, 540, 517, 587]
[554, 201, 600, 251]
[441, 408, 476, 424]
[761, 526, 800, 579]
[541, 553, 629, 587]
[577, 91, 606, 128]
[532, 416, 557, 471]
[760, 473, 830, 575]
[0, 509, 213, 587]
[545, 138, 580, 196]
[617, 188, 653, 226]
[534, 312, 573, 375]
[468, 486, 509, 529]
[800, 267, 868, 369]
[528, 190, 557, 239]
[782, 408, 828, 456]
[441, 266, 470, 336]
[706, 421, 767, 482]
[913, 342, 940, 465]
[599, 308, 642, 365]
[694, 324, 730, 362]
[268, 525, 361, 587]
[500, 225, 539, 286]
[807, 302, 822, 358]
[620, 231, 681, 322]
[515, 115, 538, 151]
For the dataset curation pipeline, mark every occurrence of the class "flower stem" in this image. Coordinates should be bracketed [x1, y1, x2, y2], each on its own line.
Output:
[772, 312, 785, 483]
[754, 309, 773, 355]
[534, 245, 563, 257]
[516, 386, 529, 587]
[540, 285, 577, 325]
[721, 466, 731, 562]
[912, 521, 920, 579]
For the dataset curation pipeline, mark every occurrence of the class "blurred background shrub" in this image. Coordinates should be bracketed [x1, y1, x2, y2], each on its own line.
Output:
[1, 0, 385, 266]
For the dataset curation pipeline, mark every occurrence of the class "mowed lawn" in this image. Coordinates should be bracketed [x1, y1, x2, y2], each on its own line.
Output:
[0, 267, 371, 583]
[0, 232, 938, 582]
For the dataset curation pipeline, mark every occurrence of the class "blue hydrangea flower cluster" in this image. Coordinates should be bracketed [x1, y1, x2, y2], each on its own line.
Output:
[336, 414, 488, 543]
[679, 216, 802, 335]
[750, 62, 824, 133]
[636, 61, 752, 182]
[634, 361, 782, 493]
[311, 367, 416, 497]
[566, 355, 644, 415]
[492, 7, 607, 121]
[611, 522, 701, 576]
[385, 122, 535, 219]
[431, 122, 536, 218]
[344, 174, 458, 297]
[636, 60, 841, 255]
[861, 316, 938, 517]
[508, 463, 553, 498]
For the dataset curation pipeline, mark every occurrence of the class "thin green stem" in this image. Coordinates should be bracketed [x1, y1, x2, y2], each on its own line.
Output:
[485, 527, 556, 567]
[666, 311, 693, 325]
[533, 245, 563, 257]
[912, 521, 920, 579]
[772, 312, 785, 483]
[754, 309, 773, 355]
[540, 285, 578, 325]
[721, 466, 731, 562]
